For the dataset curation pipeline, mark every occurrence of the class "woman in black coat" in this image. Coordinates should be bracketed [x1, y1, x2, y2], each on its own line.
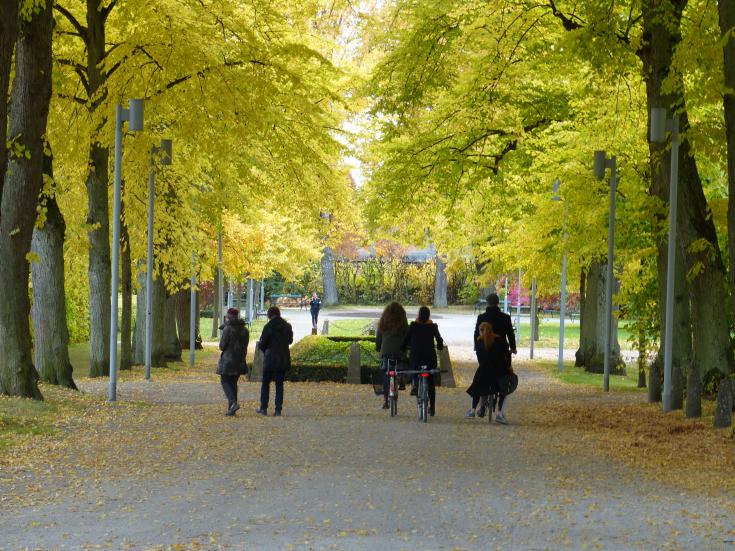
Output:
[402, 306, 443, 416]
[217, 308, 250, 416]
[466, 321, 512, 423]
[256, 306, 294, 416]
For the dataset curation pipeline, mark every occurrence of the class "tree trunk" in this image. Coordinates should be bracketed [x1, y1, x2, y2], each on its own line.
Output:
[576, 261, 624, 374]
[195, 289, 202, 349]
[641, 0, 733, 422]
[719, 0, 735, 367]
[164, 292, 182, 361]
[576, 261, 599, 367]
[120, 192, 132, 371]
[86, 144, 110, 377]
[31, 157, 77, 390]
[85, 0, 111, 378]
[648, 351, 662, 403]
[132, 265, 146, 365]
[0, 0, 19, 204]
[433, 257, 448, 308]
[0, 0, 53, 398]
[321, 246, 339, 305]
[151, 275, 168, 366]
[175, 288, 192, 349]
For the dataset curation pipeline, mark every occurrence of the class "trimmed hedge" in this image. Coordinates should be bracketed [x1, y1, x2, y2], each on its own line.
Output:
[325, 335, 377, 343]
[288, 335, 381, 383]
[286, 363, 380, 384]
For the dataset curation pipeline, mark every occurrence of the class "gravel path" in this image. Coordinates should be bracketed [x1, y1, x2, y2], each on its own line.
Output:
[0, 315, 732, 550]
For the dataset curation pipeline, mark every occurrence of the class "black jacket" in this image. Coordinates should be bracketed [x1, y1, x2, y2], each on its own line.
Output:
[310, 298, 322, 313]
[467, 340, 511, 398]
[216, 319, 249, 376]
[403, 321, 443, 370]
[474, 306, 516, 353]
[258, 315, 294, 372]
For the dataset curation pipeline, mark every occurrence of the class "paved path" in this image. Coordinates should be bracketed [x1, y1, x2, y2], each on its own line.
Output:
[0, 312, 731, 550]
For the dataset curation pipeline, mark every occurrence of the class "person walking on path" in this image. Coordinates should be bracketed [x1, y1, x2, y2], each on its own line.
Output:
[473, 293, 516, 422]
[465, 321, 503, 419]
[309, 292, 322, 331]
[216, 308, 250, 416]
[257, 306, 293, 417]
[376, 302, 409, 409]
[403, 306, 443, 417]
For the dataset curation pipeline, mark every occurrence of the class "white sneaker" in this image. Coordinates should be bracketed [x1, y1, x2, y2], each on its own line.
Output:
[495, 413, 508, 424]
[464, 410, 476, 418]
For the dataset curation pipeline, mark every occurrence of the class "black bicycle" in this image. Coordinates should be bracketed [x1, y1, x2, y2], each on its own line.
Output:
[409, 366, 440, 423]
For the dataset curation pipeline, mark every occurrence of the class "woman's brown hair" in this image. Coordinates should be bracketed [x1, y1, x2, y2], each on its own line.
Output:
[476, 321, 498, 349]
[378, 302, 408, 333]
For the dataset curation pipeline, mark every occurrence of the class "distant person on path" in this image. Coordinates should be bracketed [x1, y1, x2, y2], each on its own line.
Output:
[216, 308, 249, 416]
[256, 306, 293, 416]
[403, 306, 444, 417]
[376, 301, 409, 409]
[310, 292, 322, 330]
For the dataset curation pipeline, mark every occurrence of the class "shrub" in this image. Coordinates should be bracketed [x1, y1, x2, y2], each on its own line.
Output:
[288, 335, 381, 383]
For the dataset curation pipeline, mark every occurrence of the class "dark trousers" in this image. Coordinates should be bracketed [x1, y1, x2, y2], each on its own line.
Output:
[311, 309, 319, 327]
[260, 369, 285, 412]
[220, 374, 239, 405]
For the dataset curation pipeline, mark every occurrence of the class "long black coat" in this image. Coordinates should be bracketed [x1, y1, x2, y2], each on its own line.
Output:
[473, 306, 516, 353]
[258, 315, 293, 372]
[466, 340, 507, 398]
[216, 319, 249, 376]
[403, 321, 443, 370]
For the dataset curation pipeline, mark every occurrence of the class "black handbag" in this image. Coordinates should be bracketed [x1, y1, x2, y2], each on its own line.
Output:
[496, 372, 518, 396]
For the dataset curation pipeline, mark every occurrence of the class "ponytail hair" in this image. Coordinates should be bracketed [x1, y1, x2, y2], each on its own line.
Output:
[476, 322, 497, 349]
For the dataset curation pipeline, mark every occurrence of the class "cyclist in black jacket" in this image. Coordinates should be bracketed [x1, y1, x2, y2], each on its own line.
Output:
[403, 306, 443, 416]
[474, 293, 516, 357]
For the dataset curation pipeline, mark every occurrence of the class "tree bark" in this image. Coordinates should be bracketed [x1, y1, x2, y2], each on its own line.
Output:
[31, 156, 77, 390]
[0, 0, 53, 398]
[719, 0, 735, 364]
[120, 191, 132, 370]
[433, 257, 448, 308]
[175, 287, 195, 349]
[575, 261, 623, 374]
[321, 246, 339, 305]
[164, 292, 182, 360]
[0, 0, 19, 204]
[576, 262, 599, 367]
[151, 275, 168, 366]
[640, 0, 733, 421]
[648, 352, 662, 403]
[86, 144, 110, 377]
[85, 0, 111, 378]
[132, 265, 146, 365]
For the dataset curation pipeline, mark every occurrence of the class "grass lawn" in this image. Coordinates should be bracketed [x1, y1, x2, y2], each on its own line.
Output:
[534, 359, 644, 391]
[515, 319, 634, 350]
[327, 319, 373, 336]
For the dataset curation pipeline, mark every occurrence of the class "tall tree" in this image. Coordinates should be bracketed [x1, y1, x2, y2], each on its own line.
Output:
[0, 0, 54, 398]
[31, 154, 77, 389]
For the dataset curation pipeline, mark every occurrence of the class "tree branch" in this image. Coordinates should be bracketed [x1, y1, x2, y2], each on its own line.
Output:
[54, 4, 88, 43]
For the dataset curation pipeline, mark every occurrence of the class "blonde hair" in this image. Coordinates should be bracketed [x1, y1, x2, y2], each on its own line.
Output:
[477, 322, 497, 349]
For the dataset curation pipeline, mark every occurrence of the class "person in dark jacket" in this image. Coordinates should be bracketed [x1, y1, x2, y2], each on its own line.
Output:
[309, 292, 322, 329]
[403, 306, 443, 416]
[256, 306, 293, 416]
[474, 293, 517, 357]
[216, 308, 250, 416]
[375, 301, 409, 408]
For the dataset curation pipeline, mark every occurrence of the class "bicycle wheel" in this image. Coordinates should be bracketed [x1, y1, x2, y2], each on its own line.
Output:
[417, 377, 428, 422]
[389, 373, 398, 417]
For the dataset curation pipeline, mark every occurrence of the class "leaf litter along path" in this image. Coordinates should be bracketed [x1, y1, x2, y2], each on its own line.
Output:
[1, 350, 734, 550]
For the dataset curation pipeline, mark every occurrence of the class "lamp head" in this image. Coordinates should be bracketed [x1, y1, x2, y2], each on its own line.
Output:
[159, 139, 172, 165]
[593, 150, 607, 180]
[127, 99, 144, 132]
[650, 107, 667, 143]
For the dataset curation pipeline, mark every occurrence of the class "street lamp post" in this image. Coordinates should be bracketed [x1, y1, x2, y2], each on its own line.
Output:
[552, 179, 568, 372]
[516, 268, 522, 344]
[650, 107, 680, 413]
[503, 276, 509, 313]
[593, 150, 618, 393]
[144, 139, 172, 381]
[109, 99, 144, 402]
[530, 277, 537, 359]
[190, 251, 196, 369]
